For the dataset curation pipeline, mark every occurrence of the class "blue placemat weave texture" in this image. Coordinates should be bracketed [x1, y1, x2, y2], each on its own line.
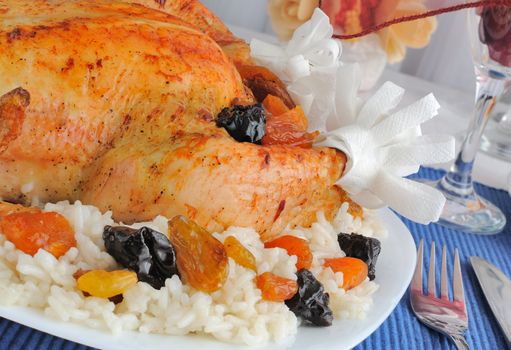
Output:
[1, 167, 510, 350]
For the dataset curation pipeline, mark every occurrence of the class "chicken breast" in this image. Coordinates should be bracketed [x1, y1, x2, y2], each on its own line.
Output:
[0, 0, 346, 240]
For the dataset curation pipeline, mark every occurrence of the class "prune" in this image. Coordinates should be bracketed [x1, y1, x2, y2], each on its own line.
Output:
[168, 216, 228, 293]
[0, 211, 76, 258]
[224, 236, 256, 271]
[216, 104, 266, 144]
[103, 226, 178, 289]
[323, 257, 368, 290]
[76, 269, 137, 299]
[337, 233, 381, 280]
[256, 272, 298, 302]
[285, 269, 333, 327]
[264, 235, 312, 270]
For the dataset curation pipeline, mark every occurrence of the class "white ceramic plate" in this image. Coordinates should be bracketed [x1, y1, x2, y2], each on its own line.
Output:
[0, 208, 417, 350]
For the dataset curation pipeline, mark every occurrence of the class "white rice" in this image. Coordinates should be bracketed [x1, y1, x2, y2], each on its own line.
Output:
[0, 200, 386, 345]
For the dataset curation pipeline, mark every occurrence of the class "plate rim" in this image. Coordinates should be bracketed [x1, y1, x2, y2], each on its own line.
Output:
[0, 208, 417, 350]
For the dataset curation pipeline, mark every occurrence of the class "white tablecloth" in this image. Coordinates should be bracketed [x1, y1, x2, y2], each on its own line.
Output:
[380, 70, 511, 192]
[229, 25, 511, 193]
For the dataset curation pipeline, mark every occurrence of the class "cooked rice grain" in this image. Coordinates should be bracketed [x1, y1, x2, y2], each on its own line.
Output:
[0, 200, 384, 345]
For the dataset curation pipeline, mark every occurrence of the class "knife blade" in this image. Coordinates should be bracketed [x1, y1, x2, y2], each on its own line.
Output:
[470, 256, 511, 345]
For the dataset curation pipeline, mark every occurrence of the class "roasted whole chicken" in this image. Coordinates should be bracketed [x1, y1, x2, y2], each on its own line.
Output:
[0, 0, 347, 240]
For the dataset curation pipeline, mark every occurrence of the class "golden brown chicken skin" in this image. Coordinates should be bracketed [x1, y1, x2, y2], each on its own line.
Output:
[130, 0, 253, 66]
[0, 0, 346, 240]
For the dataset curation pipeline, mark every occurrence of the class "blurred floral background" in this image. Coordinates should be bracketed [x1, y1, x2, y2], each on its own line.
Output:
[202, 0, 476, 96]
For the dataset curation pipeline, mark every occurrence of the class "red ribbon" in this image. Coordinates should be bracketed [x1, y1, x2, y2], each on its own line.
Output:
[319, 0, 511, 39]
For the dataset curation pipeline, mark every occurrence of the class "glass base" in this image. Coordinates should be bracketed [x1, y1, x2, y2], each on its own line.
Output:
[420, 179, 506, 235]
[480, 119, 511, 162]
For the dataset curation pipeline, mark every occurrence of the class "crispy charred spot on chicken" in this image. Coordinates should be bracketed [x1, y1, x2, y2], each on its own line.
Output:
[216, 104, 266, 144]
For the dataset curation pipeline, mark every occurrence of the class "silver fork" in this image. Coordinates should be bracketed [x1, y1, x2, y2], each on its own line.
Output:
[410, 240, 470, 350]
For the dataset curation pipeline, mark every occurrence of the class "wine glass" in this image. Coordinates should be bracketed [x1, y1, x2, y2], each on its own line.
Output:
[480, 105, 511, 161]
[427, 6, 510, 235]
[479, 6, 511, 162]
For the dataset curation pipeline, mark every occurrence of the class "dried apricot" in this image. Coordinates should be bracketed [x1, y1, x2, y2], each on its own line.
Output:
[323, 257, 368, 290]
[256, 272, 298, 302]
[168, 216, 228, 293]
[0, 210, 76, 257]
[224, 236, 256, 271]
[76, 269, 137, 299]
[262, 94, 289, 116]
[264, 235, 312, 270]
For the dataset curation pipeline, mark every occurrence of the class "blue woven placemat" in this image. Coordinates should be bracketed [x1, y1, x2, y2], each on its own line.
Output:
[1, 167, 510, 350]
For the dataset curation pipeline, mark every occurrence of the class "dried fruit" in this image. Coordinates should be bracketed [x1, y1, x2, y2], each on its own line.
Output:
[323, 257, 368, 290]
[262, 94, 289, 116]
[168, 216, 228, 293]
[261, 106, 319, 148]
[237, 65, 296, 108]
[76, 269, 137, 299]
[285, 269, 333, 326]
[0, 210, 76, 257]
[103, 226, 178, 289]
[264, 235, 312, 270]
[216, 104, 266, 144]
[224, 236, 256, 271]
[337, 233, 381, 280]
[255, 272, 298, 302]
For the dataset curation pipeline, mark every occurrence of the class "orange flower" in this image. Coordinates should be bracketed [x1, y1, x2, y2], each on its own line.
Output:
[376, 1, 437, 63]
[268, 0, 319, 40]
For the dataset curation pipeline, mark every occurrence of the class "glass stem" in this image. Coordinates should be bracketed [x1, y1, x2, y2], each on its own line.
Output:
[440, 71, 506, 197]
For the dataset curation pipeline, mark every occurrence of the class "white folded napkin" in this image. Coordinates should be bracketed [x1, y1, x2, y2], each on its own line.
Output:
[250, 9, 456, 224]
[251, 9, 342, 132]
[315, 64, 455, 224]
[341, 34, 387, 91]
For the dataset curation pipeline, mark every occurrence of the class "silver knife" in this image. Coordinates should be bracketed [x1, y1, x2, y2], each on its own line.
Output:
[470, 256, 511, 346]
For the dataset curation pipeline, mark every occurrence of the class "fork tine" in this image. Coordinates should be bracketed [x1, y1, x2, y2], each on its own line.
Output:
[427, 241, 436, 296]
[453, 248, 465, 304]
[440, 245, 448, 299]
[411, 239, 424, 291]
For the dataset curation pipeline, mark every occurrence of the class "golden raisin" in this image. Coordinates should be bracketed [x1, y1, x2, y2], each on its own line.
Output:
[0, 210, 76, 258]
[224, 236, 256, 271]
[76, 270, 137, 299]
[261, 105, 318, 148]
[264, 235, 312, 270]
[256, 272, 298, 302]
[168, 216, 228, 293]
[323, 257, 368, 290]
